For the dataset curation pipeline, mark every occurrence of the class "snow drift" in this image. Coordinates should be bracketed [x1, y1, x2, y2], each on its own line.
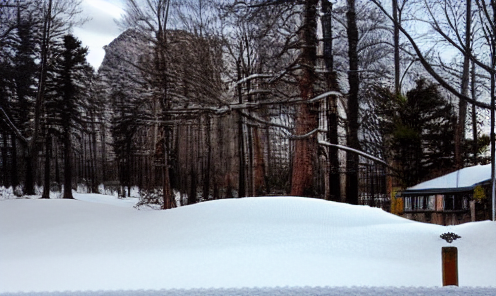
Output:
[1, 194, 495, 294]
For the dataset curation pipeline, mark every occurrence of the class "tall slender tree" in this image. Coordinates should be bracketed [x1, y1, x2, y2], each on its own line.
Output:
[290, 0, 319, 196]
[345, 0, 360, 205]
[49, 34, 91, 199]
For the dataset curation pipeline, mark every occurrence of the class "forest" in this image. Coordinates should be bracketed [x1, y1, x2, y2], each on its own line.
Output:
[0, 0, 495, 210]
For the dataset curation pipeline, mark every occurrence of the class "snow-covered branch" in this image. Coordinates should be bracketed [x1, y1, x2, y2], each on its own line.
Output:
[307, 91, 342, 103]
[233, 74, 273, 87]
[318, 140, 390, 168]
[289, 128, 323, 139]
[240, 110, 293, 130]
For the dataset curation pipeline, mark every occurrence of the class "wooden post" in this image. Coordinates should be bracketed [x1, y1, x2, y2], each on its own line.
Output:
[442, 246, 458, 286]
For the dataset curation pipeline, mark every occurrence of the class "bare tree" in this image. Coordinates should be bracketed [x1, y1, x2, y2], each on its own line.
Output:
[371, 0, 496, 220]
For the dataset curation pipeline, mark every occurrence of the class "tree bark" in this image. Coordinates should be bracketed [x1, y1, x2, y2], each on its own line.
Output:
[471, 60, 477, 164]
[26, 0, 53, 195]
[41, 135, 51, 199]
[393, 0, 400, 95]
[237, 59, 246, 198]
[321, 0, 340, 201]
[63, 128, 73, 199]
[253, 127, 265, 195]
[346, 0, 360, 205]
[162, 132, 172, 209]
[455, 0, 472, 169]
[290, 0, 318, 196]
[11, 133, 18, 188]
[202, 115, 211, 200]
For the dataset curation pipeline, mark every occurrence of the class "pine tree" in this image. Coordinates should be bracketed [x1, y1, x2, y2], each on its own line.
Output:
[373, 79, 457, 187]
[48, 34, 91, 199]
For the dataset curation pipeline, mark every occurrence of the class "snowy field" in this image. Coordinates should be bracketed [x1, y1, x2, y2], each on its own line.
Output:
[1, 192, 495, 295]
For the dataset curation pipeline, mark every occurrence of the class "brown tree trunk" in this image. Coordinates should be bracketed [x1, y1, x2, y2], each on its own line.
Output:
[253, 127, 265, 195]
[290, 0, 318, 197]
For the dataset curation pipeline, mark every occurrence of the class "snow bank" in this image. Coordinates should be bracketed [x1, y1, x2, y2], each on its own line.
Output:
[3, 287, 496, 296]
[1, 195, 495, 293]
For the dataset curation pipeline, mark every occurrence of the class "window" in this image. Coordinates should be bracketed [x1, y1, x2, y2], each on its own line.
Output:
[444, 195, 454, 210]
[444, 194, 468, 211]
[404, 196, 412, 211]
[427, 195, 435, 210]
[403, 195, 435, 211]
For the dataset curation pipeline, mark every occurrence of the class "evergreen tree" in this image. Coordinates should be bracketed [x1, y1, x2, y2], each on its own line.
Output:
[372, 79, 457, 187]
[48, 34, 91, 199]
[12, 4, 37, 132]
[110, 89, 139, 197]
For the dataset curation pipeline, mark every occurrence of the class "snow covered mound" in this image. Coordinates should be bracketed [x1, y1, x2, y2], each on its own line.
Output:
[1, 195, 495, 293]
[3, 287, 496, 296]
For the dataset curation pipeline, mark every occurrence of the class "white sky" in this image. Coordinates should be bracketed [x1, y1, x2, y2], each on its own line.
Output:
[73, 0, 125, 70]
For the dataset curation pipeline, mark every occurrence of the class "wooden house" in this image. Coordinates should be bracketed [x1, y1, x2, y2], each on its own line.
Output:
[400, 164, 492, 225]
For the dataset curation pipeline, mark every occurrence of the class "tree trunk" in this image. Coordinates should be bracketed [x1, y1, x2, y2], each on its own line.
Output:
[455, 0, 472, 169]
[101, 121, 107, 182]
[1, 134, 7, 186]
[90, 111, 99, 192]
[162, 131, 173, 209]
[471, 60, 477, 164]
[321, 0, 340, 201]
[247, 125, 254, 196]
[11, 133, 18, 188]
[265, 124, 272, 194]
[237, 59, 246, 198]
[290, 0, 318, 197]
[393, 0, 400, 95]
[202, 115, 211, 200]
[346, 0, 360, 205]
[253, 127, 265, 195]
[188, 124, 198, 205]
[27, 0, 52, 195]
[55, 141, 60, 184]
[63, 129, 73, 199]
[42, 135, 51, 199]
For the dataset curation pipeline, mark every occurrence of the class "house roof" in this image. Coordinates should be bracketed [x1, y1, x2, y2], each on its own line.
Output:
[401, 164, 492, 195]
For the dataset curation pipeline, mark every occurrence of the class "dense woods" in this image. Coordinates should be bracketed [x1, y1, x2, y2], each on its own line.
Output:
[0, 0, 494, 210]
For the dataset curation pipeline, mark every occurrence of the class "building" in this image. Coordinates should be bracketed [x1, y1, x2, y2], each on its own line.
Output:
[400, 164, 492, 225]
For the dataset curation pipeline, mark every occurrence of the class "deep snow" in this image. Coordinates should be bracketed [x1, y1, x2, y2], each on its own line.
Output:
[1, 193, 495, 294]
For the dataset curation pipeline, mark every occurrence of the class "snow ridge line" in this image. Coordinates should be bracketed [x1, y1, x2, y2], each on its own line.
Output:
[3, 287, 496, 296]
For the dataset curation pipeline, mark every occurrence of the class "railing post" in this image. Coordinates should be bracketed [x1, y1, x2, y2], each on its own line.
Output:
[442, 246, 458, 286]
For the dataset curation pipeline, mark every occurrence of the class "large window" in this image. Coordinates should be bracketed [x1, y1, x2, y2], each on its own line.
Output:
[444, 194, 469, 211]
[404, 195, 436, 211]
[404, 193, 470, 212]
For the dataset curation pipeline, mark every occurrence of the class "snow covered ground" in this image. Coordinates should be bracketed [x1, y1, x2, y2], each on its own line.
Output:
[1, 193, 495, 295]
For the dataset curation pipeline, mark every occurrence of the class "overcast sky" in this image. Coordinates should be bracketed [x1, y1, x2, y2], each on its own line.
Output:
[73, 0, 126, 70]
